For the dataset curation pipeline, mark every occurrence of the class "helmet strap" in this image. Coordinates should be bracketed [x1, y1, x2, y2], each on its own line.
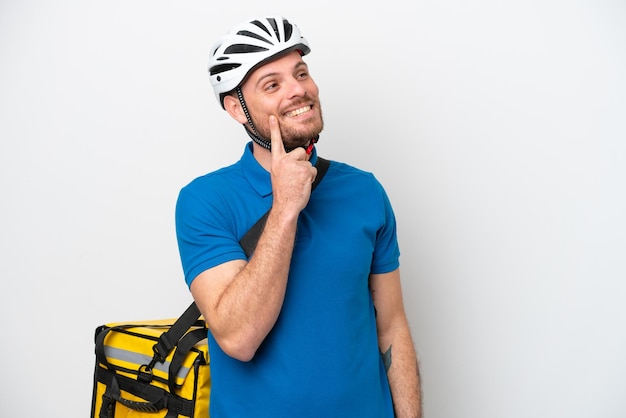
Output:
[237, 87, 272, 150]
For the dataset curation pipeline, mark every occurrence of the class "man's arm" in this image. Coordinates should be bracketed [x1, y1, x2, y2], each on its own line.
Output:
[190, 115, 317, 362]
[370, 269, 423, 418]
[189, 207, 296, 361]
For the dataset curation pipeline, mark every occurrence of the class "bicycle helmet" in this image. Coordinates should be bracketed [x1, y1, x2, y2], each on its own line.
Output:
[208, 16, 311, 109]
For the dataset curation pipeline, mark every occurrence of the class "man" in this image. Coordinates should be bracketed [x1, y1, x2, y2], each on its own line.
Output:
[175, 15, 422, 417]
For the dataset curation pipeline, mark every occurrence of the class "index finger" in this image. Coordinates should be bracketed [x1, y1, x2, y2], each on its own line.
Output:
[269, 115, 285, 157]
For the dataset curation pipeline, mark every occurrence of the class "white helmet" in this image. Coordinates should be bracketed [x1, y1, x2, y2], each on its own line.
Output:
[208, 16, 310, 108]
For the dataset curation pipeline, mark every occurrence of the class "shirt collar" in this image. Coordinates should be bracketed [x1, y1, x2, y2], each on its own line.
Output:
[240, 141, 319, 198]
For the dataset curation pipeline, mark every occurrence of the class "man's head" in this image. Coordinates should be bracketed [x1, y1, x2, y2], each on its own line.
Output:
[208, 16, 323, 151]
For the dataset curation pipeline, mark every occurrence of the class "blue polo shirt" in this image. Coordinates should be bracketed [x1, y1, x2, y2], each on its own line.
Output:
[176, 142, 400, 417]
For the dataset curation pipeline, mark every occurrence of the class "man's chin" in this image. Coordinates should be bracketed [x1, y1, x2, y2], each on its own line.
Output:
[256, 123, 323, 148]
[282, 139, 312, 150]
[291, 132, 322, 147]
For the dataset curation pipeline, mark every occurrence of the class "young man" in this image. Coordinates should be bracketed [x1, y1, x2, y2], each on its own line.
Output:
[175, 15, 422, 417]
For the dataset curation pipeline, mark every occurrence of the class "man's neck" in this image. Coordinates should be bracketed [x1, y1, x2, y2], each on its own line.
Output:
[251, 141, 272, 172]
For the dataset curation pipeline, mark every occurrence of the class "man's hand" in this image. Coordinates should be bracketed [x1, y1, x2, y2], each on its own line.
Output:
[269, 115, 317, 215]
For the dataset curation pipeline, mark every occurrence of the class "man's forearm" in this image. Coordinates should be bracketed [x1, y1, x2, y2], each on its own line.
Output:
[385, 333, 422, 418]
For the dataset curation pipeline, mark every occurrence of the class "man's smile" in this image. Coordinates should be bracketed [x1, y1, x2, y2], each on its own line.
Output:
[284, 105, 312, 117]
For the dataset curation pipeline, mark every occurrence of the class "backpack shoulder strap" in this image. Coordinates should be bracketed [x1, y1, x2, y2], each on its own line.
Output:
[239, 156, 330, 257]
[152, 301, 203, 362]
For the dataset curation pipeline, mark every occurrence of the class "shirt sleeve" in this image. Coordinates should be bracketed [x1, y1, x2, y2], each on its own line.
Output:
[370, 178, 401, 275]
[175, 182, 246, 287]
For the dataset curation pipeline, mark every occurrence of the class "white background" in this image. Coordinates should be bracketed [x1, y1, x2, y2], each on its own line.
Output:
[1, 1, 625, 417]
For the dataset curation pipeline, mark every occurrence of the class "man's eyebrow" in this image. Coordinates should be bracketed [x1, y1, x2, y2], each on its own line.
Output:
[255, 61, 308, 87]
[255, 71, 279, 87]
[294, 61, 309, 72]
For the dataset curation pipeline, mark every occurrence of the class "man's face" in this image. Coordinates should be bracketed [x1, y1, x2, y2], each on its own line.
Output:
[240, 51, 324, 149]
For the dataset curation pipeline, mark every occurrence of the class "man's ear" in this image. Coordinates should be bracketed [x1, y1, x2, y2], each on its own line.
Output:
[223, 94, 248, 124]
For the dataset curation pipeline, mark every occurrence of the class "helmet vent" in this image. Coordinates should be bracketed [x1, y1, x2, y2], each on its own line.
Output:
[283, 21, 293, 41]
[251, 20, 272, 37]
[267, 18, 280, 39]
[224, 44, 269, 54]
[210, 62, 242, 76]
[237, 30, 274, 45]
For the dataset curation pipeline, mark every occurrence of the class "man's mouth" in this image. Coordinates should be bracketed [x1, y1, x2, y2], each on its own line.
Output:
[284, 105, 312, 117]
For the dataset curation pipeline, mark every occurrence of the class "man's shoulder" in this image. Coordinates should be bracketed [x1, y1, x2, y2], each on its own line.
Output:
[181, 162, 243, 192]
[175, 164, 252, 216]
[322, 159, 380, 186]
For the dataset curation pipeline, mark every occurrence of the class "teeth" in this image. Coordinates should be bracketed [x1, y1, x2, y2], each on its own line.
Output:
[285, 106, 311, 117]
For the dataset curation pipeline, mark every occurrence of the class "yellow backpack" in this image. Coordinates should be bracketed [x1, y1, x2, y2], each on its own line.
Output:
[91, 303, 209, 418]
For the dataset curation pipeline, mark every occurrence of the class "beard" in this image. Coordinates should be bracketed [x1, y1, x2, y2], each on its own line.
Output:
[250, 101, 324, 149]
